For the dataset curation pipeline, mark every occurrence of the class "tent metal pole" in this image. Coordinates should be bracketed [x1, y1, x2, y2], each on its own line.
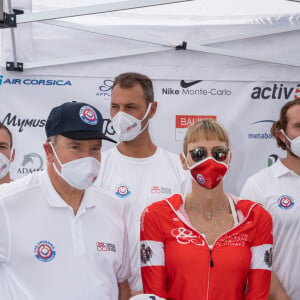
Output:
[6, 0, 18, 69]
[17, 0, 193, 24]
[21, 45, 170, 69]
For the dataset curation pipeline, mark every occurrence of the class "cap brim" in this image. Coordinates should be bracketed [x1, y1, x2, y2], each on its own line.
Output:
[61, 131, 116, 143]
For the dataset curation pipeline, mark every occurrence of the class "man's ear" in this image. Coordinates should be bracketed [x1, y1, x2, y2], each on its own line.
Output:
[277, 129, 286, 144]
[43, 142, 55, 163]
[148, 101, 157, 119]
[10, 149, 15, 162]
[180, 152, 188, 170]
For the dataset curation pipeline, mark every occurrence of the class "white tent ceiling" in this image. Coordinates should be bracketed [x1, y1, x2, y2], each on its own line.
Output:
[1, 0, 300, 80]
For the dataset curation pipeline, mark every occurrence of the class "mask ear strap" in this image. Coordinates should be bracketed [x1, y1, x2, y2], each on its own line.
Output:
[280, 129, 291, 143]
[49, 142, 63, 167]
[141, 103, 152, 122]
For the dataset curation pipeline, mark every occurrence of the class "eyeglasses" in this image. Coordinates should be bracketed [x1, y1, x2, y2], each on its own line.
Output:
[189, 147, 229, 162]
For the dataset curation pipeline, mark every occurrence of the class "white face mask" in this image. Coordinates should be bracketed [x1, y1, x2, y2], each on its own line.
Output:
[111, 103, 152, 142]
[50, 143, 100, 190]
[280, 129, 300, 157]
[0, 152, 10, 180]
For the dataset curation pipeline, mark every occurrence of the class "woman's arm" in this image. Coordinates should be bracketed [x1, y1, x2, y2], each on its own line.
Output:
[140, 206, 168, 299]
[245, 207, 273, 300]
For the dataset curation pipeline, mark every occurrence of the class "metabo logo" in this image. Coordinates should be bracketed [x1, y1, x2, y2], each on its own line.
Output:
[162, 80, 231, 96]
[0, 74, 71, 86]
[2, 113, 46, 132]
[96, 79, 113, 97]
[251, 83, 300, 100]
[248, 120, 275, 140]
[17, 153, 44, 175]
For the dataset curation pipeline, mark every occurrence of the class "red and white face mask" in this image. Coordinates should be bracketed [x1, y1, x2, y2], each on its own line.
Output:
[184, 146, 230, 189]
[187, 157, 228, 189]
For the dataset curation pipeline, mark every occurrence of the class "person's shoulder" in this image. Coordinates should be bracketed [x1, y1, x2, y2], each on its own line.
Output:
[88, 184, 125, 211]
[145, 194, 183, 213]
[0, 171, 42, 201]
[237, 198, 272, 221]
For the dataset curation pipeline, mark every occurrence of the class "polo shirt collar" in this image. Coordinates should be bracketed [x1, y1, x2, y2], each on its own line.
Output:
[272, 159, 294, 178]
[41, 171, 96, 209]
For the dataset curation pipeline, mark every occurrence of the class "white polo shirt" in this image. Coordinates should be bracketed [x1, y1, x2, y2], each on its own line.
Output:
[0, 171, 131, 300]
[240, 159, 300, 300]
[95, 146, 190, 291]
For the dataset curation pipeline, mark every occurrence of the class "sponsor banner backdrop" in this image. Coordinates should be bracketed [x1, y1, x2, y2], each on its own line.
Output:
[0, 72, 292, 194]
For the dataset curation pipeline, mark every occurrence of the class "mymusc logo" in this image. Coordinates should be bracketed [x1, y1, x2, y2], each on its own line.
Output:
[251, 83, 300, 100]
[2, 113, 46, 132]
[0, 74, 71, 86]
[248, 120, 275, 140]
[96, 79, 113, 97]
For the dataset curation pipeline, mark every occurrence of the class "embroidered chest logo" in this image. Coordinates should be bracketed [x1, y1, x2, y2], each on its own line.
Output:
[215, 233, 249, 247]
[96, 242, 116, 252]
[264, 247, 273, 268]
[151, 186, 172, 194]
[277, 195, 295, 210]
[34, 240, 56, 262]
[171, 228, 205, 246]
[115, 184, 131, 198]
[140, 243, 153, 264]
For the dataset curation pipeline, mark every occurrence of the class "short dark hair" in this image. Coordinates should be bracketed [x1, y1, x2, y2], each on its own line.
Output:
[0, 122, 13, 149]
[112, 72, 154, 105]
[271, 98, 300, 150]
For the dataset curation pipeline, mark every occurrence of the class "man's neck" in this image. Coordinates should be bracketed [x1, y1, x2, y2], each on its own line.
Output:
[282, 152, 300, 176]
[117, 131, 157, 158]
[0, 174, 11, 185]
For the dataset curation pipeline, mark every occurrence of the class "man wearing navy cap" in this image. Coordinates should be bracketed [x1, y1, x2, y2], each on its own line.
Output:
[0, 102, 131, 300]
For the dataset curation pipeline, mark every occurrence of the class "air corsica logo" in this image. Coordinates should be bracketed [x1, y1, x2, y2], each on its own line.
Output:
[96, 79, 113, 97]
[2, 113, 46, 132]
[79, 106, 98, 125]
[17, 153, 44, 175]
[34, 240, 56, 262]
[0, 74, 71, 86]
[197, 174, 205, 185]
[251, 83, 300, 100]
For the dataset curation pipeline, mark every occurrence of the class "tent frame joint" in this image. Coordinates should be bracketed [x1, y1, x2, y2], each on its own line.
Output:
[0, 12, 17, 28]
[6, 61, 23, 71]
[175, 41, 187, 50]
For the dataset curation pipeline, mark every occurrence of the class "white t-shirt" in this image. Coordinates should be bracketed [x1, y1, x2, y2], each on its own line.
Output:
[96, 146, 190, 291]
[240, 159, 300, 300]
[0, 171, 131, 300]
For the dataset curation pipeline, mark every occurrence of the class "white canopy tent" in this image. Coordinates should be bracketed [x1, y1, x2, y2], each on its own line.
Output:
[1, 0, 300, 80]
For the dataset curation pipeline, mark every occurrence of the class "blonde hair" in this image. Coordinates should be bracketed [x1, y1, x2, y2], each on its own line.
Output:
[183, 119, 229, 155]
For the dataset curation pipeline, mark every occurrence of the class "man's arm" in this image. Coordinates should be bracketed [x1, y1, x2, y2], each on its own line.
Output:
[268, 272, 290, 300]
[118, 280, 130, 300]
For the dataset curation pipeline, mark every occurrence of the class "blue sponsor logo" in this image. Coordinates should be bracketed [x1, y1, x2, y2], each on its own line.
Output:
[96, 79, 113, 97]
[251, 83, 300, 100]
[0, 74, 71, 86]
[248, 120, 275, 140]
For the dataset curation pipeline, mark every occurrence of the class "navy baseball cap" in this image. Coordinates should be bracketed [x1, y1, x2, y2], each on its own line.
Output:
[45, 101, 116, 142]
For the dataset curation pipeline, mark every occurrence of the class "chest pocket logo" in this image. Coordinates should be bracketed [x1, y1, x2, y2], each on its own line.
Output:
[171, 228, 205, 246]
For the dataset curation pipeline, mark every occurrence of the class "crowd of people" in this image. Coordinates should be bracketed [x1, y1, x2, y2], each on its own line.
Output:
[0, 72, 299, 300]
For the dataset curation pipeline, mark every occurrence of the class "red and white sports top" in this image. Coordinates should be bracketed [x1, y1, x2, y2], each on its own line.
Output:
[140, 194, 272, 300]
